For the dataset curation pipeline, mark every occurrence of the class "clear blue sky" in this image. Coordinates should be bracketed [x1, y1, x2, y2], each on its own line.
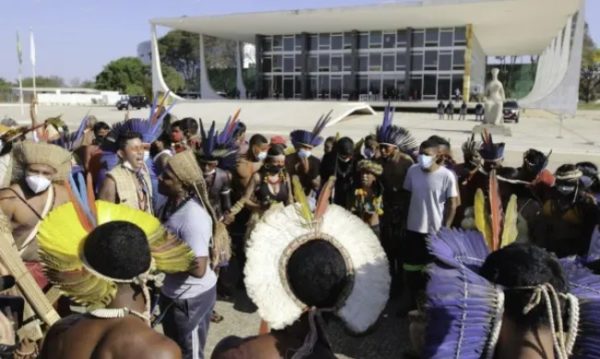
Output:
[1, 0, 598, 85]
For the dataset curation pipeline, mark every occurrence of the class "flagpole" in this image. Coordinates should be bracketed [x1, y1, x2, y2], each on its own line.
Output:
[16, 32, 24, 117]
[29, 29, 37, 115]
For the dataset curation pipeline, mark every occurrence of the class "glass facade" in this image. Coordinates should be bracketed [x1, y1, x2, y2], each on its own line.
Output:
[258, 26, 467, 100]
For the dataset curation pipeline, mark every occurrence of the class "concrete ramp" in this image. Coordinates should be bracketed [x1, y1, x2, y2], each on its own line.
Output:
[168, 100, 376, 130]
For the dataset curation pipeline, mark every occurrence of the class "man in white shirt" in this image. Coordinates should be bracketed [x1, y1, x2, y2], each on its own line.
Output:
[403, 138, 459, 310]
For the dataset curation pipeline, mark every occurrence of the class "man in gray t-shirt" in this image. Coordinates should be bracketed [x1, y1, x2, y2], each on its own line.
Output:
[402, 139, 459, 310]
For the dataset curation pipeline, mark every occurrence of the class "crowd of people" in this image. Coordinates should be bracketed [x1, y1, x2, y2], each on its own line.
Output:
[0, 96, 598, 359]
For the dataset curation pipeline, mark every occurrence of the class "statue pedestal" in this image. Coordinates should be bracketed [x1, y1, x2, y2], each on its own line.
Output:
[472, 124, 512, 137]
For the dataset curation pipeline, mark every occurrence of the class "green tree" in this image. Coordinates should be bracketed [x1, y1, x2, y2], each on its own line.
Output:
[162, 65, 185, 92]
[22, 76, 64, 87]
[580, 23, 600, 103]
[95, 57, 149, 93]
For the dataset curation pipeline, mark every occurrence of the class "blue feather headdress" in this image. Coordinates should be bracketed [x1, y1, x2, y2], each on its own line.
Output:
[425, 228, 504, 359]
[375, 103, 416, 154]
[50, 114, 91, 151]
[290, 110, 333, 148]
[479, 130, 505, 162]
[197, 115, 240, 172]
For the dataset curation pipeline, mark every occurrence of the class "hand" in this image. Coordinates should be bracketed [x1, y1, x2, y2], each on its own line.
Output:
[223, 213, 235, 225]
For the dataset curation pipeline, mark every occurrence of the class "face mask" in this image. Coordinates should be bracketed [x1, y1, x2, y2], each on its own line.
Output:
[363, 148, 374, 160]
[204, 169, 216, 176]
[418, 154, 435, 169]
[556, 185, 576, 195]
[338, 155, 352, 163]
[266, 164, 284, 174]
[298, 149, 312, 159]
[143, 151, 150, 163]
[26, 175, 51, 194]
[257, 151, 268, 161]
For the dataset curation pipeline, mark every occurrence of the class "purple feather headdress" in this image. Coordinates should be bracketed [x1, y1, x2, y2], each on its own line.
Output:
[375, 103, 416, 154]
[479, 131, 505, 162]
[50, 114, 91, 151]
[425, 228, 504, 359]
[197, 118, 240, 171]
[290, 110, 333, 148]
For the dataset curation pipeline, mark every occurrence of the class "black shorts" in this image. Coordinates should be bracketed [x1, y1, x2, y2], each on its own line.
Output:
[403, 230, 432, 271]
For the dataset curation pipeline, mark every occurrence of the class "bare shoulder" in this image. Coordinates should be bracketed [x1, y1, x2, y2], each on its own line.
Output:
[137, 332, 182, 359]
[0, 184, 20, 199]
[106, 319, 182, 359]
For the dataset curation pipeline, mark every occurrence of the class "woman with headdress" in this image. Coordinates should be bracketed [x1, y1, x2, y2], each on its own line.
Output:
[320, 136, 357, 209]
[530, 164, 599, 258]
[211, 180, 390, 358]
[36, 194, 195, 358]
[352, 159, 384, 236]
[285, 111, 332, 196]
[157, 150, 227, 359]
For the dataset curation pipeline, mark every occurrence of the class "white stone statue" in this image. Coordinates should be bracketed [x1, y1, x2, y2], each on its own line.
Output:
[484, 68, 506, 125]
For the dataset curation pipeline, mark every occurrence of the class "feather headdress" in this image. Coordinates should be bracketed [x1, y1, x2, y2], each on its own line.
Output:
[479, 130, 505, 162]
[197, 109, 241, 171]
[50, 114, 91, 151]
[11, 141, 72, 182]
[375, 103, 416, 154]
[462, 134, 482, 162]
[37, 172, 195, 308]
[245, 176, 389, 333]
[289, 110, 333, 148]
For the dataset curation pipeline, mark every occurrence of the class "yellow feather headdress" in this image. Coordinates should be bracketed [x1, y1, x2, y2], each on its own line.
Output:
[37, 200, 195, 308]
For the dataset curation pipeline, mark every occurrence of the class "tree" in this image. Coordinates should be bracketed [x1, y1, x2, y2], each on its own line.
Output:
[22, 76, 64, 88]
[95, 57, 149, 94]
[162, 65, 185, 92]
[580, 23, 600, 103]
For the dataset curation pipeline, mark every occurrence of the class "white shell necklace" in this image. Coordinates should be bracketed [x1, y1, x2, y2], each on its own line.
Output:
[89, 307, 150, 325]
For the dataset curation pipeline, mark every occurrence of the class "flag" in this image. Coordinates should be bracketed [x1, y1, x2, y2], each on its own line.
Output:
[29, 30, 36, 67]
[16, 32, 23, 65]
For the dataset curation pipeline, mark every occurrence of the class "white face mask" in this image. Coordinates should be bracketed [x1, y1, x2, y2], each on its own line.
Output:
[143, 151, 150, 163]
[26, 175, 51, 194]
[338, 155, 352, 163]
[418, 154, 435, 169]
[204, 169, 216, 176]
[298, 149, 312, 159]
[257, 151, 268, 161]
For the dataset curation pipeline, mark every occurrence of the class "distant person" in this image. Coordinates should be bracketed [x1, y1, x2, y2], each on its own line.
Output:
[459, 102, 467, 121]
[323, 136, 336, 155]
[437, 101, 445, 120]
[475, 102, 484, 121]
[445, 102, 454, 120]
[454, 88, 462, 102]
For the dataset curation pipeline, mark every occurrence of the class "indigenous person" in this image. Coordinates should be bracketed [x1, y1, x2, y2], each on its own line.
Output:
[402, 139, 459, 310]
[285, 112, 332, 196]
[577, 161, 600, 204]
[352, 160, 384, 236]
[78, 121, 110, 176]
[37, 199, 196, 359]
[424, 227, 599, 359]
[355, 134, 380, 161]
[0, 142, 71, 288]
[158, 150, 220, 359]
[531, 164, 599, 257]
[320, 137, 356, 208]
[98, 132, 153, 214]
[171, 118, 200, 153]
[231, 134, 269, 202]
[516, 148, 554, 199]
[232, 121, 248, 155]
[212, 182, 390, 359]
[375, 105, 415, 287]
[323, 136, 336, 155]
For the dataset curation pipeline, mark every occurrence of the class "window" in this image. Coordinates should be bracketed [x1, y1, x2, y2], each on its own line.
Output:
[440, 31, 453, 47]
[273, 54, 282, 72]
[283, 56, 294, 72]
[396, 52, 406, 70]
[262, 57, 272, 73]
[273, 35, 282, 50]
[383, 54, 395, 71]
[454, 27, 466, 45]
[308, 56, 318, 72]
[331, 56, 342, 72]
[359, 55, 368, 72]
[309, 35, 318, 51]
[425, 28, 439, 46]
[439, 53, 452, 71]
[411, 53, 423, 71]
[452, 74, 464, 96]
[359, 33, 369, 49]
[344, 32, 354, 49]
[263, 37, 272, 52]
[369, 53, 381, 71]
[295, 76, 302, 96]
[319, 54, 329, 72]
[319, 75, 330, 96]
[411, 31, 424, 47]
[283, 36, 294, 52]
[437, 77, 451, 100]
[368, 76, 381, 95]
[319, 33, 330, 50]
[453, 49, 465, 69]
[359, 76, 368, 94]
[397, 30, 407, 46]
[343, 53, 352, 71]
[383, 33, 395, 48]
[331, 77, 342, 99]
[370, 31, 382, 48]
[295, 34, 304, 51]
[425, 50, 438, 70]
[343, 75, 353, 94]
[295, 54, 303, 71]
[423, 74, 436, 96]
[331, 35, 343, 50]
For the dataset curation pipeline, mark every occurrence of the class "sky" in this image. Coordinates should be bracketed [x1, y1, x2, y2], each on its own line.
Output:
[0, 0, 598, 85]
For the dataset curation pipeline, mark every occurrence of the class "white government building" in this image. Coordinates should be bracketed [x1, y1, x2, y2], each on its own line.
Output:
[150, 0, 585, 115]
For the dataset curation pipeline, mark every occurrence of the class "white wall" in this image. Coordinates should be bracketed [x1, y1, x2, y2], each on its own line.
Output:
[37, 91, 121, 106]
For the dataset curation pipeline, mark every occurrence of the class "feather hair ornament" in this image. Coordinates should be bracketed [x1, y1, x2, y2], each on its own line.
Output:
[289, 110, 333, 148]
[292, 175, 314, 223]
[489, 171, 503, 251]
[375, 103, 417, 154]
[197, 110, 241, 171]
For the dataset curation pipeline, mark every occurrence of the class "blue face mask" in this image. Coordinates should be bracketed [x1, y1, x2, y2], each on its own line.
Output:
[418, 154, 435, 169]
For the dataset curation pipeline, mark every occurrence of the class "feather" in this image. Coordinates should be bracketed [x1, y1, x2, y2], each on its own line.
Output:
[292, 175, 313, 223]
[474, 189, 492, 249]
[489, 171, 502, 251]
[315, 177, 335, 220]
[500, 195, 518, 248]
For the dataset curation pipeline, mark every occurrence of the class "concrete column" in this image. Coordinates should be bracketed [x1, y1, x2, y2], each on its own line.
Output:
[235, 41, 247, 99]
[300, 33, 310, 99]
[350, 30, 360, 101]
[199, 34, 221, 99]
[254, 35, 264, 99]
[405, 27, 413, 101]
[463, 24, 473, 102]
[150, 23, 182, 100]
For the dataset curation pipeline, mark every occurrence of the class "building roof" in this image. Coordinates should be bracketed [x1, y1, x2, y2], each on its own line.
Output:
[151, 0, 581, 56]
